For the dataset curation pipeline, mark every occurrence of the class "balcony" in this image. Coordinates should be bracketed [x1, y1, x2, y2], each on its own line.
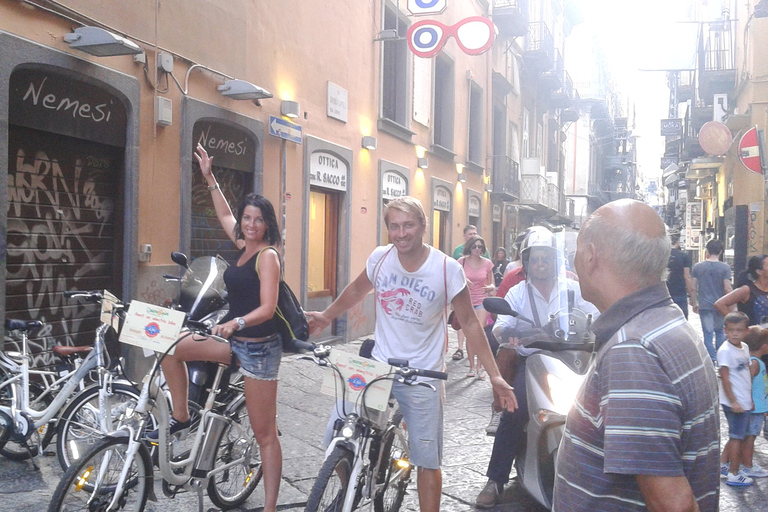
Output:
[548, 70, 575, 109]
[520, 173, 549, 209]
[540, 50, 563, 91]
[493, 0, 529, 38]
[523, 21, 554, 73]
[699, 19, 736, 100]
[491, 155, 520, 201]
[675, 70, 695, 102]
[547, 182, 559, 211]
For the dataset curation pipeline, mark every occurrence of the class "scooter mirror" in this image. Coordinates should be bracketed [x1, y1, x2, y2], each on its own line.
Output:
[483, 297, 514, 316]
[171, 252, 189, 269]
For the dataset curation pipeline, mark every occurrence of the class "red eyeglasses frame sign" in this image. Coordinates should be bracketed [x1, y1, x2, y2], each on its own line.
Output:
[406, 16, 495, 59]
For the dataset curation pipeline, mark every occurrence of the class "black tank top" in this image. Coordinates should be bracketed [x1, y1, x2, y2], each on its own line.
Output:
[738, 281, 768, 325]
[221, 250, 281, 338]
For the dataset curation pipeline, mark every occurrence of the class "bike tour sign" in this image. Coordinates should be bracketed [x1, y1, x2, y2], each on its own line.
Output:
[320, 349, 394, 411]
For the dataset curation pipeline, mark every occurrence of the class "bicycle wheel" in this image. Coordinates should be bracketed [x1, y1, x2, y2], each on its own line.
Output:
[0, 381, 54, 460]
[48, 436, 152, 512]
[56, 382, 152, 471]
[305, 445, 354, 512]
[374, 414, 411, 512]
[206, 398, 262, 509]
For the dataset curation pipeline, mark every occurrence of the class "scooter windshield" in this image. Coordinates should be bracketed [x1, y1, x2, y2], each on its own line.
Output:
[179, 255, 229, 321]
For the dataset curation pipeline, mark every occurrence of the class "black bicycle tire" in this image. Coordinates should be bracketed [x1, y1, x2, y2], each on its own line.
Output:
[55, 382, 149, 471]
[0, 381, 54, 460]
[305, 445, 354, 512]
[48, 436, 152, 512]
[373, 411, 410, 512]
[206, 398, 263, 509]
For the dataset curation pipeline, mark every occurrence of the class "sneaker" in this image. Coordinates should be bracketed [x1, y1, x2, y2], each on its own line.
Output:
[475, 479, 502, 509]
[720, 463, 729, 479]
[485, 410, 503, 436]
[726, 472, 754, 487]
[741, 463, 768, 478]
[145, 417, 190, 441]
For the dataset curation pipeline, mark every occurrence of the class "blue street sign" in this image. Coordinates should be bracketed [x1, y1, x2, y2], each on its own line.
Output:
[269, 115, 302, 144]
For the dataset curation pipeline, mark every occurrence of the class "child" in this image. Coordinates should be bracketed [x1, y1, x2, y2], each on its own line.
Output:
[741, 325, 768, 477]
[717, 311, 755, 486]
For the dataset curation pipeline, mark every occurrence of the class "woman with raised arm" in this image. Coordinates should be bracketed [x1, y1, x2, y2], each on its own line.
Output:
[715, 254, 768, 326]
[150, 143, 284, 512]
[459, 236, 496, 378]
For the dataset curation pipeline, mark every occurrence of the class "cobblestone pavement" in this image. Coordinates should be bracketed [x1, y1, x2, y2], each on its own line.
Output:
[1, 316, 765, 511]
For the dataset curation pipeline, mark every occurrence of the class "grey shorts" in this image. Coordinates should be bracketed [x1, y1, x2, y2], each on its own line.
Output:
[230, 335, 281, 380]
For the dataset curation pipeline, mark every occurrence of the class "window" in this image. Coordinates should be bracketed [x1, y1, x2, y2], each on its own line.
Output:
[509, 122, 520, 164]
[308, 189, 339, 298]
[468, 81, 484, 165]
[522, 108, 530, 158]
[382, 4, 408, 126]
[434, 55, 455, 150]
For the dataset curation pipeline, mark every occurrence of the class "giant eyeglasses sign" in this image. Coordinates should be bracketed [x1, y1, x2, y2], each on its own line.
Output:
[407, 16, 495, 59]
[407, 0, 447, 15]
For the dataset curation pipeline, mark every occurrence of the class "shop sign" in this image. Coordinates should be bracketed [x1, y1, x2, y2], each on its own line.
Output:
[310, 151, 347, 191]
[193, 121, 255, 172]
[468, 195, 481, 217]
[9, 68, 127, 147]
[382, 171, 408, 200]
[660, 118, 682, 137]
[433, 186, 450, 211]
[685, 201, 702, 250]
[492, 204, 501, 222]
[327, 81, 348, 123]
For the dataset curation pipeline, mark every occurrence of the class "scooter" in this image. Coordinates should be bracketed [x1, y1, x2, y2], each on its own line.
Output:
[483, 296, 595, 510]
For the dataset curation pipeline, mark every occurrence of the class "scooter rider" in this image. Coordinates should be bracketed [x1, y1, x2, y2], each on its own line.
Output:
[475, 226, 598, 509]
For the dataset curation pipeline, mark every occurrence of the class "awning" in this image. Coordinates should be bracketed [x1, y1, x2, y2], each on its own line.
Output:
[685, 157, 723, 179]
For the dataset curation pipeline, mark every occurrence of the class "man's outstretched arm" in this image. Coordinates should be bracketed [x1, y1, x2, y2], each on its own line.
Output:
[307, 269, 374, 333]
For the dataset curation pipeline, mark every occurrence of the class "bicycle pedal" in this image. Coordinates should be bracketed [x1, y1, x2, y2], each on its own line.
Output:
[43, 450, 56, 457]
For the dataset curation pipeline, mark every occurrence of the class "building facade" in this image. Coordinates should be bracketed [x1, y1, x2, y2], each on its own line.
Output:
[1, 0, 584, 348]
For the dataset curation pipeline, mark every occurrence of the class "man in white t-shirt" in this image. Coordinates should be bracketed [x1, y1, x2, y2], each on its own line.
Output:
[307, 196, 518, 512]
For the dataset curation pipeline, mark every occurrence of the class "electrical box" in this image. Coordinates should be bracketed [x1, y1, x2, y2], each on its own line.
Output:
[156, 96, 172, 126]
[157, 51, 173, 73]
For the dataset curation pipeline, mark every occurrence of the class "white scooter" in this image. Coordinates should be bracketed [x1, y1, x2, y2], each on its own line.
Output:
[483, 296, 595, 510]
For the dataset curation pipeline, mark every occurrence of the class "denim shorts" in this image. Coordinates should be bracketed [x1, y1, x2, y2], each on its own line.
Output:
[722, 405, 750, 440]
[391, 379, 444, 469]
[747, 413, 767, 437]
[230, 335, 281, 380]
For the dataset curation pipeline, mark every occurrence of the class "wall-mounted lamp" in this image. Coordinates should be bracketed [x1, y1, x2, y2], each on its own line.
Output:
[281, 100, 300, 118]
[63, 26, 143, 57]
[485, 182, 493, 192]
[457, 172, 467, 183]
[218, 79, 273, 100]
[417, 157, 429, 169]
[374, 29, 403, 41]
[362, 136, 378, 150]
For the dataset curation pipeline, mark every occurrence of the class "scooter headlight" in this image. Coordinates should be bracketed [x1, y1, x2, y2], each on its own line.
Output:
[546, 372, 580, 416]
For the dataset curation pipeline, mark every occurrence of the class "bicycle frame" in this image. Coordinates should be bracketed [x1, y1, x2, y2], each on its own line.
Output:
[0, 324, 109, 435]
[97, 355, 256, 510]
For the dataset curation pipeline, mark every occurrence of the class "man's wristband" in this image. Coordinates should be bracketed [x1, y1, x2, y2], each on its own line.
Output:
[207, 183, 219, 191]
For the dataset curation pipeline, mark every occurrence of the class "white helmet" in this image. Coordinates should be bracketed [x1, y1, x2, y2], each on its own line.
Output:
[520, 226, 557, 272]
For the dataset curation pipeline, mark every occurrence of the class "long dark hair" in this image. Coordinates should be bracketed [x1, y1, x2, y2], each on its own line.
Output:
[463, 236, 487, 256]
[234, 193, 281, 246]
[737, 254, 768, 288]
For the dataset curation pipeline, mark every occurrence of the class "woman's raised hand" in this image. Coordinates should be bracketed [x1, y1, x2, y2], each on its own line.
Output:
[194, 143, 214, 179]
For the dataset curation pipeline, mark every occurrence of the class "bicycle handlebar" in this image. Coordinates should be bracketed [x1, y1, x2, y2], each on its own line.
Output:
[63, 290, 106, 305]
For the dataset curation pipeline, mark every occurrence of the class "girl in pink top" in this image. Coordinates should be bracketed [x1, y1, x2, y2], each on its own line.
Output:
[458, 236, 496, 378]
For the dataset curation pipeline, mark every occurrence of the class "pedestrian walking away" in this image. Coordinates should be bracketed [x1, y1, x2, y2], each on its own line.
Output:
[666, 229, 695, 319]
[690, 238, 732, 365]
[306, 196, 517, 512]
[553, 199, 720, 512]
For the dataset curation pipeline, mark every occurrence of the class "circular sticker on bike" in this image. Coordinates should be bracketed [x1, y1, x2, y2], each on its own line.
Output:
[347, 374, 367, 391]
[144, 322, 161, 338]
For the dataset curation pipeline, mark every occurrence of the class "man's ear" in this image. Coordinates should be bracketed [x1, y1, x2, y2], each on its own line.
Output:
[582, 242, 598, 276]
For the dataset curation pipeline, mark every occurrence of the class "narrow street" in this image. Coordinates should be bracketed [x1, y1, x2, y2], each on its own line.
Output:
[1, 313, 766, 511]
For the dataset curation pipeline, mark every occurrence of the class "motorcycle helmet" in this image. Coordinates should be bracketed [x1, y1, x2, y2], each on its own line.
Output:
[520, 226, 558, 275]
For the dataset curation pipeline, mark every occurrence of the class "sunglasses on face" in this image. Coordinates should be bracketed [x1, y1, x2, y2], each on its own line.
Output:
[472, 244, 484, 250]
[529, 255, 552, 265]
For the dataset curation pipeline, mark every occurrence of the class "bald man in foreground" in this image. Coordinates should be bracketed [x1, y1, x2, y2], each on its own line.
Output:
[553, 200, 719, 512]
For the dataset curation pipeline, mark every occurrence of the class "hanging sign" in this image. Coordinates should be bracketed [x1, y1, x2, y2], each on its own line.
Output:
[407, 0, 447, 15]
[407, 16, 495, 58]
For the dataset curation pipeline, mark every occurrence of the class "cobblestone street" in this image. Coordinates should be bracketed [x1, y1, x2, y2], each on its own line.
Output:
[1, 316, 767, 511]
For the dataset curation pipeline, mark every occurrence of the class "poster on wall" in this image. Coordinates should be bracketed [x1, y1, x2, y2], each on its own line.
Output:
[685, 201, 702, 250]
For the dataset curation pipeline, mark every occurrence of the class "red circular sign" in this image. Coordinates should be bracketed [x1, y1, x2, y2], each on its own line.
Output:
[739, 127, 762, 174]
[698, 121, 732, 156]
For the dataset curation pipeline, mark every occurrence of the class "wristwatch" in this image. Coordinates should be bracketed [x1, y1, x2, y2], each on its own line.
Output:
[234, 317, 246, 331]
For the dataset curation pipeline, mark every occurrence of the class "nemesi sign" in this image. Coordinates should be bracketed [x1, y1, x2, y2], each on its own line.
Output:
[193, 121, 255, 172]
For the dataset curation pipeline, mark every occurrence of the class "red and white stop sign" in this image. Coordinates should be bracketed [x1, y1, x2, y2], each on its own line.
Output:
[740, 127, 762, 174]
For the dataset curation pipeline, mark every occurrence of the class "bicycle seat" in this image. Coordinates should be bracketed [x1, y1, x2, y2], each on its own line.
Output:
[5, 319, 43, 332]
[52, 345, 94, 356]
